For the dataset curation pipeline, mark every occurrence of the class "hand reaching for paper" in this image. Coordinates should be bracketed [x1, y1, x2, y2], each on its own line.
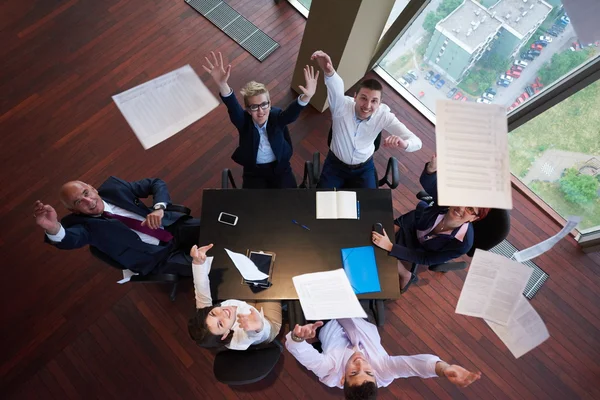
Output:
[237, 308, 264, 332]
[202, 51, 232, 95]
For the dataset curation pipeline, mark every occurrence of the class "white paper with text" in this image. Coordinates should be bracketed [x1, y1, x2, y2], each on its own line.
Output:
[513, 216, 580, 263]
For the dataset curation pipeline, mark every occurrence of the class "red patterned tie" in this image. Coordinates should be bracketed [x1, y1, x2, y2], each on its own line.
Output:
[102, 211, 173, 242]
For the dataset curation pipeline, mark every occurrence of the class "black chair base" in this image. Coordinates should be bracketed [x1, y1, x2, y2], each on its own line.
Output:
[213, 340, 283, 385]
[130, 274, 181, 301]
[428, 262, 467, 272]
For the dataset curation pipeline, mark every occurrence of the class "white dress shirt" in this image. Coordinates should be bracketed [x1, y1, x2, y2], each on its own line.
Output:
[285, 318, 440, 388]
[325, 72, 422, 165]
[192, 258, 271, 350]
[46, 200, 167, 246]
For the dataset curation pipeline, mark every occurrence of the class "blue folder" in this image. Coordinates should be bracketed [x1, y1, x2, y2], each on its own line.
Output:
[341, 246, 381, 294]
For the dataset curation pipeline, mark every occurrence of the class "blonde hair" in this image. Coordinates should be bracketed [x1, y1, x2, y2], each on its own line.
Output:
[240, 81, 269, 107]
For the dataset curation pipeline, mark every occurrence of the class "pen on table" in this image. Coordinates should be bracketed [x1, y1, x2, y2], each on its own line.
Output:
[292, 219, 311, 231]
[357, 201, 360, 220]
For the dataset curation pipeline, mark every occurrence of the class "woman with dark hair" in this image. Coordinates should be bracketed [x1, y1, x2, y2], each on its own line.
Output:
[188, 244, 282, 349]
[371, 154, 490, 293]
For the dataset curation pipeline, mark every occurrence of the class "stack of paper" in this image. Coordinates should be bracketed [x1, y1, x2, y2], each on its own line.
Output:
[456, 250, 550, 358]
[316, 191, 357, 219]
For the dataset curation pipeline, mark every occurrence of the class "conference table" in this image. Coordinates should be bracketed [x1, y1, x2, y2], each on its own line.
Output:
[198, 188, 400, 301]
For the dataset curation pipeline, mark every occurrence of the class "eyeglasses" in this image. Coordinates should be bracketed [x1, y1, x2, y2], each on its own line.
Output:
[247, 101, 270, 112]
[465, 207, 479, 217]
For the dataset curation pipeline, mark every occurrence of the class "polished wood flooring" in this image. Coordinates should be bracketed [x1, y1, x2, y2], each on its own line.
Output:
[1, 0, 599, 399]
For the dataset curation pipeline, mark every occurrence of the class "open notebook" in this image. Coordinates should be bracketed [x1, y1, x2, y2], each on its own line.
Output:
[316, 191, 357, 219]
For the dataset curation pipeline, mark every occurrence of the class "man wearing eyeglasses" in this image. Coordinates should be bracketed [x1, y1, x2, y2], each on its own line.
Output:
[203, 51, 319, 188]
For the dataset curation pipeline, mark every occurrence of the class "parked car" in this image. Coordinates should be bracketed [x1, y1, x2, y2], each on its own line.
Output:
[514, 60, 528, 68]
[525, 86, 535, 96]
[460, 96, 467, 102]
[540, 35, 553, 43]
[482, 92, 494, 101]
[447, 88, 457, 98]
[530, 43, 543, 51]
[407, 70, 418, 80]
[453, 92, 463, 100]
[485, 87, 497, 96]
[500, 74, 513, 82]
[506, 69, 521, 78]
[399, 77, 409, 87]
[425, 70, 434, 80]
[559, 15, 570, 25]
[435, 79, 445, 89]
[547, 29, 559, 37]
[477, 97, 491, 104]
[529, 49, 541, 57]
[534, 40, 548, 47]
[402, 74, 414, 83]
[497, 79, 510, 87]
[552, 24, 565, 32]
[511, 65, 524, 72]
[521, 52, 535, 61]
[430, 73, 440, 84]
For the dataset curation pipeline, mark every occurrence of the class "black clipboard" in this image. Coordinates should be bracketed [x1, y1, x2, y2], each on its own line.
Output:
[242, 250, 275, 291]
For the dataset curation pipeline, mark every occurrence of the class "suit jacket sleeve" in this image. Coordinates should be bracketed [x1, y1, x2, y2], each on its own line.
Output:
[220, 91, 246, 131]
[419, 164, 438, 203]
[44, 221, 92, 250]
[276, 98, 306, 127]
[111, 176, 171, 206]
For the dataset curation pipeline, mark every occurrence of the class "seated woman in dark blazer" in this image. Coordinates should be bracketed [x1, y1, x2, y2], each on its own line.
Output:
[202, 50, 319, 188]
[371, 155, 490, 293]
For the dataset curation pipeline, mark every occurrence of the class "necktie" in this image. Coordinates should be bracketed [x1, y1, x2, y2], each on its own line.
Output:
[337, 318, 360, 349]
[102, 211, 173, 242]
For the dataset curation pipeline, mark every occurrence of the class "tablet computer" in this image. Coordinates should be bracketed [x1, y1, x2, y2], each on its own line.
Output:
[242, 250, 275, 289]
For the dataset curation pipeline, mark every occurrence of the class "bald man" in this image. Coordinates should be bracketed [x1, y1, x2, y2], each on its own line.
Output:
[34, 177, 200, 276]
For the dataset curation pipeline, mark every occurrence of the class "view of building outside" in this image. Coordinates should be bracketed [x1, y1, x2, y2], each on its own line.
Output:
[509, 80, 600, 231]
[379, 0, 598, 114]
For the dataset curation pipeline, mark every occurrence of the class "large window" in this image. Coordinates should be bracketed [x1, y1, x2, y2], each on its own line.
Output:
[509, 80, 600, 232]
[377, 0, 598, 118]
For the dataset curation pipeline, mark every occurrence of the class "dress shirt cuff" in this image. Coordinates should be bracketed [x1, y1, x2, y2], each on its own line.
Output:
[221, 88, 234, 97]
[297, 95, 309, 106]
[45, 224, 65, 242]
[403, 138, 421, 152]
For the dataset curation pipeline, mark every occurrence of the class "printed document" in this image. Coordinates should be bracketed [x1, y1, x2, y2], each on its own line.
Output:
[316, 191, 357, 219]
[112, 65, 219, 149]
[486, 296, 549, 358]
[435, 100, 512, 209]
[456, 250, 532, 325]
[225, 249, 269, 281]
[513, 216, 580, 263]
[293, 269, 367, 320]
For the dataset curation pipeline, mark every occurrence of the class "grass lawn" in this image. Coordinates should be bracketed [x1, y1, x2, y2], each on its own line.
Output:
[529, 181, 600, 230]
[380, 51, 414, 79]
[509, 80, 600, 178]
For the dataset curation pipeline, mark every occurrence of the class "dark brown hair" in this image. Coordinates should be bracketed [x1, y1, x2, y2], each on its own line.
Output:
[188, 305, 234, 348]
[357, 79, 383, 93]
[343, 381, 378, 400]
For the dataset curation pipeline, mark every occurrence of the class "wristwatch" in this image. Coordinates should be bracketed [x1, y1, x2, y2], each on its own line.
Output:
[153, 203, 166, 211]
[291, 333, 305, 343]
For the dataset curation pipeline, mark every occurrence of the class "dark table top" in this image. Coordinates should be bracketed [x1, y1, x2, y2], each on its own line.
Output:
[198, 189, 400, 300]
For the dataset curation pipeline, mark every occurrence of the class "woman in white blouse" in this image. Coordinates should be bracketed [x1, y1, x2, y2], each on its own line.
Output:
[187, 244, 282, 350]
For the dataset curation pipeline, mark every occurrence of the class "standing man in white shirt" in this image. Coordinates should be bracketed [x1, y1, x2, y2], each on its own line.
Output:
[311, 50, 422, 189]
[286, 318, 481, 399]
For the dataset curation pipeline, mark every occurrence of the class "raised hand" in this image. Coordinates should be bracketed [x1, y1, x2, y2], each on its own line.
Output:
[444, 365, 482, 388]
[237, 308, 264, 332]
[292, 321, 324, 340]
[310, 50, 334, 76]
[33, 200, 61, 235]
[383, 135, 407, 149]
[190, 243, 214, 265]
[141, 209, 164, 229]
[202, 51, 232, 94]
[298, 65, 319, 102]
[372, 228, 393, 252]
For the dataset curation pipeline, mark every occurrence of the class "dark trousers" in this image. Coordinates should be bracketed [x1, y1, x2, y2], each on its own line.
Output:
[156, 217, 201, 277]
[242, 162, 297, 189]
[317, 151, 377, 189]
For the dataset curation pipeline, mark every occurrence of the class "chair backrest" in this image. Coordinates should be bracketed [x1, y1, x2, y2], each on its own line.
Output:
[90, 245, 126, 270]
[467, 208, 511, 257]
[327, 126, 382, 152]
[213, 340, 283, 385]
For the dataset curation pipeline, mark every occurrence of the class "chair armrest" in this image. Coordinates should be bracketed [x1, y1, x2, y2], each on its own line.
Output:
[312, 152, 321, 184]
[221, 168, 237, 189]
[428, 262, 467, 272]
[299, 161, 314, 189]
[416, 190, 433, 204]
[166, 204, 191, 215]
[378, 157, 400, 189]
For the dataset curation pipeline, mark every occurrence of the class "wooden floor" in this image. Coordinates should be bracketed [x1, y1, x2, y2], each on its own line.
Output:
[1, 1, 599, 399]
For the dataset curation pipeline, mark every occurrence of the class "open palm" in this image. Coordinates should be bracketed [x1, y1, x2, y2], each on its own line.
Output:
[298, 65, 319, 99]
[202, 51, 231, 86]
[445, 365, 481, 388]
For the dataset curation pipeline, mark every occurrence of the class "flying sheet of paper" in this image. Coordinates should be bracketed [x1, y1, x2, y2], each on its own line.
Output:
[456, 250, 532, 326]
[117, 269, 138, 284]
[513, 216, 580, 263]
[486, 296, 549, 358]
[292, 269, 367, 320]
[435, 100, 512, 209]
[112, 65, 219, 149]
[225, 249, 269, 281]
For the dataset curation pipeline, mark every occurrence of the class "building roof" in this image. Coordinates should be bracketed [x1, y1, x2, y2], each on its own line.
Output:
[438, 0, 503, 54]
[489, 0, 553, 38]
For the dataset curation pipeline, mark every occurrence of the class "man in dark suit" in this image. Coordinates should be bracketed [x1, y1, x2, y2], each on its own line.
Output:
[202, 51, 319, 188]
[34, 177, 199, 276]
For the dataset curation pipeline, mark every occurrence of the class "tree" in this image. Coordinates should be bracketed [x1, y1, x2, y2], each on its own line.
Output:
[538, 49, 591, 85]
[423, 12, 439, 34]
[422, 0, 464, 34]
[559, 168, 599, 204]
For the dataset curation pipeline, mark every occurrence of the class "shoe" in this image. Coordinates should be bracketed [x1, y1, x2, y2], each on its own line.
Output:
[400, 273, 418, 294]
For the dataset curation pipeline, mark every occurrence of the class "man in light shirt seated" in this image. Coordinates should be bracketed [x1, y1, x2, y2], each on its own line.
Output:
[286, 318, 481, 399]
[311, 50, 422, 189]
[34, 177, 200, 276]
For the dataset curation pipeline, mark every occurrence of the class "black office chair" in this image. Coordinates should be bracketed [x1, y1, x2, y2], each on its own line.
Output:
[221, 168, 238, 189]
[412, 191, 511, 273]
[213, 340, 283, 385]
[286, 298, 385, 328]
[89, 204, 192, 301]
